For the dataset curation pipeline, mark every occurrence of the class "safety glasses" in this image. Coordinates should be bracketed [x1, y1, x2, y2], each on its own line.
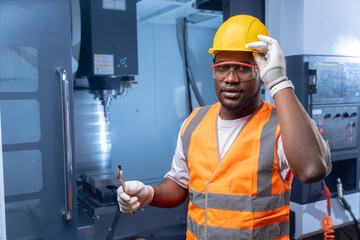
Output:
[211, 61, 258, 82]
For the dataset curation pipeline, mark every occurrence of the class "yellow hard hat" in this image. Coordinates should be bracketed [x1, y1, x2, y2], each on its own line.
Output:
[208, 15, 269, 55]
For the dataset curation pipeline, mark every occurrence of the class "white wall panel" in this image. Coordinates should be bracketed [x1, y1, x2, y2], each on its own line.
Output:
[267, 0, 360, 56]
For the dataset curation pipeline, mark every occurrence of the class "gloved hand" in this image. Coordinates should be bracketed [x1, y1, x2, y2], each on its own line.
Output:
[117, 180, 154, 213]
[245, 35, 288, 90]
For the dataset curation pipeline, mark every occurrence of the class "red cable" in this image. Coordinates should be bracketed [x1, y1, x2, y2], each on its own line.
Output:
[322, 185, 332, 216]
[322, 185, 335, 239]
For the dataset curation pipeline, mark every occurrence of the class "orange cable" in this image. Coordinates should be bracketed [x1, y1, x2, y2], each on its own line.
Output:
[322, 216, 335, 239]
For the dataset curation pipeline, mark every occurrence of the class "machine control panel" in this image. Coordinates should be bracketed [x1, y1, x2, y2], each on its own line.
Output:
[312, 105, 358, 150]
[305, 56, 360, 105]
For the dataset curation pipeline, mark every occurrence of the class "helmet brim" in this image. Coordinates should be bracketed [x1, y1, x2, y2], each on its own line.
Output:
[208, 48, 263, 56]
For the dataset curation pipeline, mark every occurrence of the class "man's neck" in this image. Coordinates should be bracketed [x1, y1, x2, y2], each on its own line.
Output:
[219, 100, 263, 120]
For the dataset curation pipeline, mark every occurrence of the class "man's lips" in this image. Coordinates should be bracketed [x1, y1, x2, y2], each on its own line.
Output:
[222, 88, 243, 98]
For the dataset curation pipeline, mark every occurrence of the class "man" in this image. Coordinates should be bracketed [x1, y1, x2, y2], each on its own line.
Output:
[117, 15, 331, 240]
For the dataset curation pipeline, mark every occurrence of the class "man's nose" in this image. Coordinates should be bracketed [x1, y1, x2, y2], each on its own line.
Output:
[225, 70, 240, 83]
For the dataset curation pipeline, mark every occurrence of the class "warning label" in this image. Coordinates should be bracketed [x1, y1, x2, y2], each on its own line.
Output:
[94, 54, 114, 75]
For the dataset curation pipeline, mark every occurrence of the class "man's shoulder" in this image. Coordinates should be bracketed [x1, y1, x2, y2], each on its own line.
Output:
[260, 101, 277, 113]
[262, 101, 276, 109]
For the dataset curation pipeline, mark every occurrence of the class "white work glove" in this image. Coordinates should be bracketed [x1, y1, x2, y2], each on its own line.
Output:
[245, 35, 288, 90]
[117, 180, 154, 213]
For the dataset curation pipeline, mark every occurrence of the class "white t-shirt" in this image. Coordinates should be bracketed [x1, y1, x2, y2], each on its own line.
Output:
[164, 114, 290, 189]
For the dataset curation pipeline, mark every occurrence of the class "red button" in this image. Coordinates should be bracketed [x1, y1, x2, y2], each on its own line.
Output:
[318, 128, 324, 136]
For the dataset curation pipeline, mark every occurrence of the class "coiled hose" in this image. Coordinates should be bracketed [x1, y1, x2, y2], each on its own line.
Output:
[322, 181, 335, 239]
[322, 216, 335, 239]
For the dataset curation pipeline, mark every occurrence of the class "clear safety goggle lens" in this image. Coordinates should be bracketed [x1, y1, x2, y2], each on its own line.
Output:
[211, 62, 258, 82]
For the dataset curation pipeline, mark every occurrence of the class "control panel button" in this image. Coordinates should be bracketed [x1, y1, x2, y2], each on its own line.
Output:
[318, 128, 324, 136]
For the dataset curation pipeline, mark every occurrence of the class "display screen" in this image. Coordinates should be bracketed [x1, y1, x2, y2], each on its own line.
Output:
[311, 61, 360, 104]
[315, 63, 343, 100]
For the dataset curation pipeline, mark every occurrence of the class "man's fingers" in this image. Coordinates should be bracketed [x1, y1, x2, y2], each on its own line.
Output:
[245, 41, 267, 53]
[246, 35, 278, 54]
[118, 193, 140, 213]
[124, 185, 136, 194]
[131, 202, 140, 211]
[253, 52, 266, 68]
[129, 196, 139, 204]
[257, 34, 275, 44]
[118, 192, 131, 202]
[119, 202, 140, 213]
[124, 180, 145, 194]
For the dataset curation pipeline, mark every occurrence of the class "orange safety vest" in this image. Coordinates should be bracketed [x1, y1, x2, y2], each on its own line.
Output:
[181, 102, 292, 240]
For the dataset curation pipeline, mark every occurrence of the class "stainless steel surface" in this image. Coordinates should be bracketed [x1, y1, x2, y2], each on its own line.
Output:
[73, 89, 112, 174]
[57, 67, 73, 221]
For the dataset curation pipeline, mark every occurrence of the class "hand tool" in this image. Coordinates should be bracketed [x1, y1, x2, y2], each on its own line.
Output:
[118, 164, 134, 219]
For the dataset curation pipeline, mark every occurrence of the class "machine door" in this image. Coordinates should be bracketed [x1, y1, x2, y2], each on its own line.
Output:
[0, 0, 77, 239]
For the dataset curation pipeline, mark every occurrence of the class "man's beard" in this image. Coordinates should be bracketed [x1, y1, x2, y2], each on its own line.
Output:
[220, 84, 261, 112]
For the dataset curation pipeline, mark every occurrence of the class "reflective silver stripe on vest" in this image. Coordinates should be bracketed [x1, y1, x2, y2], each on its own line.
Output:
[188, 216, 289, 240]
[257, 108, 279, 196]
[187, 216, 205, 240]
[182, 105, 212, 164]
[189, 188, 290, 212]
[253, 220, 289, 240]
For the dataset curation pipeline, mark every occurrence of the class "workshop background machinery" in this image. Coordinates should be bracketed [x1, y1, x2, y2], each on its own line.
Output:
[0, 0, 221, 239]
[287, 55, 360, 239]
[74, 0, 190, 239]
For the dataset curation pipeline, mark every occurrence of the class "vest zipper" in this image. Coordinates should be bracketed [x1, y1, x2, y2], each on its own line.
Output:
[204, 102, 263, 239]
